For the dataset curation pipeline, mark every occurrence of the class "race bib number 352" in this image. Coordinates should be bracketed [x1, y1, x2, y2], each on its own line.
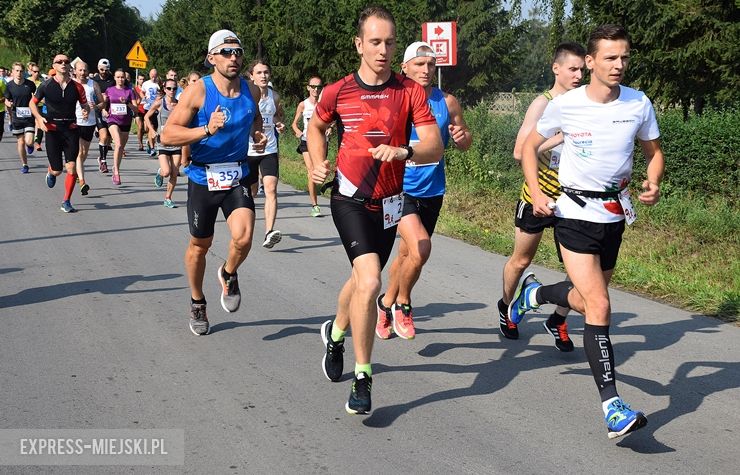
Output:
[206, 162, 242, 191]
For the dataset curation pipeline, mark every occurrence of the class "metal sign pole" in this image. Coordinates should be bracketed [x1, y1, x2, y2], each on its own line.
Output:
[438, 67, 442, 89]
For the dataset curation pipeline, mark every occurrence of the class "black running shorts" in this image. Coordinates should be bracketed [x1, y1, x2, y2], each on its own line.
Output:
[331, 194, 398, 268]
[187, 177, 255, 239]
[554, 218, 625, 271]
[514, 200, 557, 234]
[296, 139, 308, 154]
[78, 125, 96, 142]
[246, 153, 279, 185]
[95, 111, 108, 129]
[108, 122, 132, 133]
[45, 125, 80, 171]
[401, 194, 444, 237]
[11, 118, 35, 135]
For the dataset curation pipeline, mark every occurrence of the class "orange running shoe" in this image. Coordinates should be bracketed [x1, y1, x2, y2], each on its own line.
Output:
[392, 303, 415, 340]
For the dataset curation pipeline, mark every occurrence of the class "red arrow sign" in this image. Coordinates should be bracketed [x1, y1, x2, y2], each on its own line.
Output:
[434, 25, 444, 36]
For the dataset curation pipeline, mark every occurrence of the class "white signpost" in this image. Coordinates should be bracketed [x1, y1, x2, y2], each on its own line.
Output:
[422, 21, 457, 88]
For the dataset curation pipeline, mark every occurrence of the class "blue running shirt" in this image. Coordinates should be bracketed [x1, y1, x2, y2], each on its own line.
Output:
[187, 76, 257, 185]
[403, 87, 450, 198]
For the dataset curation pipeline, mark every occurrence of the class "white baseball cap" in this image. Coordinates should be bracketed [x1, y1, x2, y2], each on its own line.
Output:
[402, 41, 436, 64]
[98, 58, 110, 70]
[204, 29, 242, 67]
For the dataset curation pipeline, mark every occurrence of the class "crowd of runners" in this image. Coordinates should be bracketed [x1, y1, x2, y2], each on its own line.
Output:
[1, 6, 665, 440]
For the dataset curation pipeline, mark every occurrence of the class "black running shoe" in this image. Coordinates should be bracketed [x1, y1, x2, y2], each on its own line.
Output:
[189, 302, 210, 336]
[498, 299, 519, 339]
[543, 314, 574, 352]
[321, 320, 344, 382]
[345, 372, 372, 415]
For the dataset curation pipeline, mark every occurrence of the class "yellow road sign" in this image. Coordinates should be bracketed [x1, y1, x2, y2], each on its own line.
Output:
[129, 60, 147, 69]
[125, 41, 148, 62]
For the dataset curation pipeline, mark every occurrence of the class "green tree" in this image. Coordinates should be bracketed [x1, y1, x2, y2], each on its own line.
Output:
[569, 0, 740, 115]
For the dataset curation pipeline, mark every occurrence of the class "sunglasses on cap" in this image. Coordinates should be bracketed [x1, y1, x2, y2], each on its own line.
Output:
[54, 59, 70, 65]
[211, 47, 244, 57]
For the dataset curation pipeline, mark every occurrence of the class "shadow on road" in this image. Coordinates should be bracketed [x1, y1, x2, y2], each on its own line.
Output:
[0, 222, 188, 245]
[0, 273, 184, 308]
[362, 312, 726, 450]
[267, 233, 341, 253]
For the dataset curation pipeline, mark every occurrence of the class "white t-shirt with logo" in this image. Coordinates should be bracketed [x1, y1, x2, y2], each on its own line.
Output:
[142, 80, 160, 111]
[248, 88, 278, 155]
[537, 85, 660, 223]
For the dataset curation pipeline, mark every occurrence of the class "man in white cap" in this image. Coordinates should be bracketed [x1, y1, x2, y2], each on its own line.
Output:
[376, 41, 472, 340]
[92, 58, 115, 172]
[161, 29, 266, 336]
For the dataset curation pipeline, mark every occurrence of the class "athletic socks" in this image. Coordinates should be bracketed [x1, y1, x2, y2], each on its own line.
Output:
[536, 281, 573, 308]
[355, 363, 372, 377]
[330, 322, 346, 343]
[584, 323, 619, 403]
[191, 297, 206, 305]
[64, 173, 77, 201]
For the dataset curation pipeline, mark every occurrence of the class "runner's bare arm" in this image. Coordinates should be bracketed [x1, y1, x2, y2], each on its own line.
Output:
[513, 95, 548, 161]
[370, 122, 443, 164]
[638, 138, 665, 205]
[291, 101, 305, 138]
[144, 99, 161, 134]
[248, 81, 266, 151]
[444, 92, 472, 151]
[160, 80, 208, 147]
[522, 128, 552, 217]
[307, 114, 331, 184]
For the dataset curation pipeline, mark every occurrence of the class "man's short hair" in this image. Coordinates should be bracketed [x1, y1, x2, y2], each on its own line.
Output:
[12, 61, 24, 70]
[248, 59, 271, 74]
[356, 5, 395, 37]
[553, 42, 586, 63]
[587, 24, 630, 56]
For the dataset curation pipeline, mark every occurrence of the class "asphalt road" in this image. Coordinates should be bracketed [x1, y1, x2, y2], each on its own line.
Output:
[0, 134, 737, 474]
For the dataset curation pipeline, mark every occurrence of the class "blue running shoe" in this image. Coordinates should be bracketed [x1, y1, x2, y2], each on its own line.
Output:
[26, 145, 34, 155]
[155, 168, 164, 188]
[21, 165, 29, 174]
[60, 201, 76, 213]
[46, 172, 56, 188]
[508, 272, 541, 325]
[605, 399, 647, 439]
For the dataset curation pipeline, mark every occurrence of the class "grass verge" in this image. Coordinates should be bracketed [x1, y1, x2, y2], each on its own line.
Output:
[277, 133, 739, 323]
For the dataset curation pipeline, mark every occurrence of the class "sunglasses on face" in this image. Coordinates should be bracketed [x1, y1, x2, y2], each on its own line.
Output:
[308, 84, 323, 89]
[165, 86, 176, 91]
[54, 59, 70, 65]
[31, 70, 40, 73]
[212, 47, 244, 57]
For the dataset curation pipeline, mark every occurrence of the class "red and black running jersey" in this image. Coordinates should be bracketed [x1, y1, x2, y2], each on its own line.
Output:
[33, 78, 87, 129]
[315, 72, 435, 200]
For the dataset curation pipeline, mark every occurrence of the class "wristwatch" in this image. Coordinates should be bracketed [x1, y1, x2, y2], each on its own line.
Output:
[400, 144, 414, 161]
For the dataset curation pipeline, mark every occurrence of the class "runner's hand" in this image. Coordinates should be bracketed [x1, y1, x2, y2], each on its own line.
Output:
[638, 180, 660, 205]
[532, 193, 554, 217]
[208, 105, 226, 133]
[449, 124, 466, 146]
[37, 117, 48, 133]
[251, 130, 267, 153]
[311, 160, 330, 184]
[275, 122, 286, 134]
[368, 144, 404, 162]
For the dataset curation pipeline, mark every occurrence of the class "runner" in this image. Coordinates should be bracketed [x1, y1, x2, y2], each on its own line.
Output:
[4, 62, 37, 173]
[93, 59, 115, 173]
[246, 60, 286, 249]
[0, 76, 6, 141]
[516, 24, 665, 439]
[376, 42, 472, 340]
[290, 75, 326, 217]
[27, 63, 44, 151]
[104, 69, 139, 185]
[308, 6, 443, 415]
[73, 61, 104, 195]
[29, 53, 91, 213]
[134, 74, 146, 151]
[160, 29, 266, 336]
[147, 78, 182, 208]
[498, 42, 586, 350]
[142, 68, 161, 156]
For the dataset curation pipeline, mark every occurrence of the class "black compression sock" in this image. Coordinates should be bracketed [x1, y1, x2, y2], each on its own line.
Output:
[584, 324, 619, 402]
[537, 281, 573, 308]
[191, 297, 206, 305]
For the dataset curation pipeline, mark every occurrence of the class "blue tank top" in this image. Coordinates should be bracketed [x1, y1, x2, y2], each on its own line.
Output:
[186, 76, 257, 185]
[403, 87, 450, 198]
